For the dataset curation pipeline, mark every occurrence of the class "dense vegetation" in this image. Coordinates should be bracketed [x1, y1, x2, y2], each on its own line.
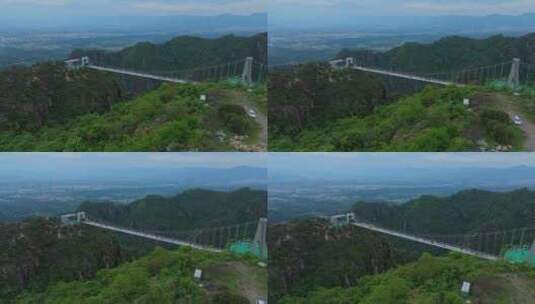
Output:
[0, 63, 122, 131]
[268, 219, 399, 303]
[269, 64, 522, 151]
[352, 188, 535, 235]
[0, 82, 263, 151]
[338, 33, 535, 73]
[79, 188, 267, 232]
[72, 33, 267, 73]
[278, 252, 535, 303]
[13, 246, 266, 304]
[0, 218, 124, 301]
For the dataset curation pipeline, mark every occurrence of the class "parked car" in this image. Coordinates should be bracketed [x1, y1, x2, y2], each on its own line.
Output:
[248, 109, 257, 118]
[513, 115, 523, 126]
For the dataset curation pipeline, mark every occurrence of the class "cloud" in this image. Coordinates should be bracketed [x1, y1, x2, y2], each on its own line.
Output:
[270, 0, 535, 15]
[134, 0, 266, 15]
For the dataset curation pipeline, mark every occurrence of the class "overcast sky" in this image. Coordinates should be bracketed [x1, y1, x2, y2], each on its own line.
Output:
[269, 153, 535, 171]
[0, 0, 266, 17]
[270, 0, 535, 16]
[0, 153, 266, 172]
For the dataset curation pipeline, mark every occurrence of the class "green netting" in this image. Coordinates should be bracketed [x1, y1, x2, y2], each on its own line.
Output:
[229, 241, 267, 260]
[504, 247, 535, 266]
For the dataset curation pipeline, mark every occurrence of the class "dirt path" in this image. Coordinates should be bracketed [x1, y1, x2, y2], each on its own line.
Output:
[473, 273, 535, 304]
[484, 93, 535, 151]
[228, 90, 267, 150]
[205, 261, 267, 303]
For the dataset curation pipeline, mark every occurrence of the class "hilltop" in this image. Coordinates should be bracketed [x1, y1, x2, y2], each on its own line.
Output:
[79, 188, 267, 232]
[72, 33, 267, 73]
[337, 33, 535, 73]
[352, 188, 535, 235]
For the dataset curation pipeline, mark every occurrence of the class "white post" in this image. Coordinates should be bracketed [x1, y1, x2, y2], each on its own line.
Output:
[508, 58, 520, 88]
[241, 57, 254, 85]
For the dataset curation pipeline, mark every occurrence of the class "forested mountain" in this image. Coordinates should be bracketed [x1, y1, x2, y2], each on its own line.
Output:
[0, 218, 124, 300]
[337, 33, 535, 73]
[269, 219, 398, 303]
[79, 188, 267, 232]
[0, 63, 122, 131]
[352, 188, 535, 235]
[269, 64, 522, 151]
[72, 33, 267, 72]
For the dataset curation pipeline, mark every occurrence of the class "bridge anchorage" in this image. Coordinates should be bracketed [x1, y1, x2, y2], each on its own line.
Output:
[329, 57, 528, 89]
[64, 56, 264, 86]
[60, 212, 268, 257]
[327, 212, 535, 264]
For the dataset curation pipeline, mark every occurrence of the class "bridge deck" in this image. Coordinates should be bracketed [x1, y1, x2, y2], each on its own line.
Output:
[83, 221, 222, 253]
[353, 66, 460, 86]
[352, 221, 499, 261]
[87, 65, 189, 84]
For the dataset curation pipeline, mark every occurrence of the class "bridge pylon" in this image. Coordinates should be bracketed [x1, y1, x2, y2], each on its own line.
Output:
[254, 218, 268, 258]
[508, 58, 520, 88]
[242, 57, 254, 85]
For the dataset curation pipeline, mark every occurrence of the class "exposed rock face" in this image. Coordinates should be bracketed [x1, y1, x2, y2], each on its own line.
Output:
[0, 218, 124, 299]
[0, 62, 122, 131]
[268, 219, 397, 302]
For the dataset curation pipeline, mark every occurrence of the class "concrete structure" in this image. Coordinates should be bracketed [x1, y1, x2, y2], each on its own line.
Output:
[508, 58, 521, 88]
[60, 212, 87, 225]
[241, 57, 254, 85]
[65, 56, 90, 70]
[329, 213, 355, 226]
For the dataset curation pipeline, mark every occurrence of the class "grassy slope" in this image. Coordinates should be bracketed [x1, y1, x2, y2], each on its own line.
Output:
[14, 247, 267, 304]
[278, 252, 535, 304]
[0, 82, 264, 152]
[269, 85, 524, 152]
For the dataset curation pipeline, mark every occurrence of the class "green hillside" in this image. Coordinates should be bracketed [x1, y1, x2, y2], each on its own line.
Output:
[72, 33, 267, 72]
[0, 82, 264, 151]
[278, 252, 535, 304]
[79, 188, 267, 232]
[269, 64, 523, 151]
[14, 247, 267, 304]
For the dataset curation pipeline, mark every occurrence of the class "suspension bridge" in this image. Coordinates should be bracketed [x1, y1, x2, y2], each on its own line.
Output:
[65, 56, 267, 85]
[327, 213, 535, 262]
[328, 57, 533, 89]
[60, 212, 268, 258]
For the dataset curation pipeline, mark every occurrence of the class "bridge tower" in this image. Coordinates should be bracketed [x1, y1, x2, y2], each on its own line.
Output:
[508, 58, 520, 88]
[254, 217, 268, 258]
[241, 57, 254, 85]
